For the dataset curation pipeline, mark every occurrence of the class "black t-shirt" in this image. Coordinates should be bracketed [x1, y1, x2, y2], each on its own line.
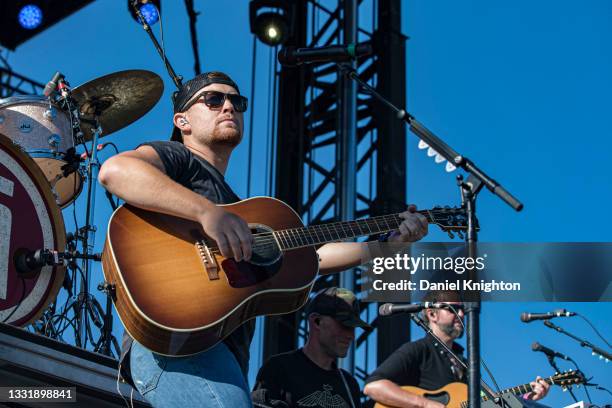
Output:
[120, 140, 255, 382]
[365, 336, 465, 391]
[252, 349, 362, 408]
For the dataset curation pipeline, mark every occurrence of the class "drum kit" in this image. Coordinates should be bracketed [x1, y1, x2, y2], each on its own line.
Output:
[0, 69, 163, 357]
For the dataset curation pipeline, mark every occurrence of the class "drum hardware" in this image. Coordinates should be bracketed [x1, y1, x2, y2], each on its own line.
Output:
[1, 70, 162, 355]
[14, 247, 102, 275]
[47, 133, 61, 150]
[94, 281, 120, 356]
[73, 114, 104, 351]
[62, 70, 162, 355]
[60, 147, 83, 177]
[43, 106, 57, 120]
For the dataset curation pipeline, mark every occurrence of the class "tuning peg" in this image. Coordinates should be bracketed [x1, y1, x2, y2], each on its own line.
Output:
[434, 154, 445, 163]
[445, 162, 457, 172]
[447, 230, 455, 239]
[418, 140, 429, 149]
[457, 231, 465, 240]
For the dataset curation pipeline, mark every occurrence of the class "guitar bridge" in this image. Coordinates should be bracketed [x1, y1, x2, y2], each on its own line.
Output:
[196, 240, 220, 280]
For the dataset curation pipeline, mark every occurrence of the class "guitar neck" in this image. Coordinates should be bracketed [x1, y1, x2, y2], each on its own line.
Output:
[479, 376, 555, 404]
[272, 210, 435, 250]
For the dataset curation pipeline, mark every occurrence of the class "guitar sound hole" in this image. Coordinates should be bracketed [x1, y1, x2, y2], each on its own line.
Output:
[249, 225, 281, 266]
[222, 224, 283, 288]
[423, 391, 450, 405]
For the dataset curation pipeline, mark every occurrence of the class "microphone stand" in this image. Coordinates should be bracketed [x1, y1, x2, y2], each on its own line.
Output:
[544, 321, 612, 361]
[131, 0, 182, 90]
[542, 355, 579, 403]
[410, 314, 505, 407]
[337, 63, 523, 408]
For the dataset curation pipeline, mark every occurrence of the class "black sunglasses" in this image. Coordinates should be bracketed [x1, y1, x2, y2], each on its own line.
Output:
[195, 91, 248, 112]
[440, 303, 465, 313]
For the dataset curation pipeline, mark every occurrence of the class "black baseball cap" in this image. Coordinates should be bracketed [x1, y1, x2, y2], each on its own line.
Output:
[170, 71, 241, 142]
[305, 287, 372, 330]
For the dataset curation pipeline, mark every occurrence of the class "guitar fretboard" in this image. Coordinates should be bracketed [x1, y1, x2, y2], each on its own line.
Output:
[271, 210, 436, 250]
[460, 376, 556, 408]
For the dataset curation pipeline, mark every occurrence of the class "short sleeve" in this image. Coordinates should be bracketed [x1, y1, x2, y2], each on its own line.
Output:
[366, 342, 422, 386]
[139, 141, 190, 182]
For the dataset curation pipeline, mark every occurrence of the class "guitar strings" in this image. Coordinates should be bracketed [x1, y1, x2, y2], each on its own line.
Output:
[204, 209, 464, 255]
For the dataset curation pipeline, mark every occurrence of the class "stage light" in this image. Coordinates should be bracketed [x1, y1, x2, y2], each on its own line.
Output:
[128, 0, 161, 26]
[249, 1, 293, 47]
[1, 1, 95, 50]
[267, 26, 279, 41]
[254, 12, 287, 46]
[18, 5, 43, 30]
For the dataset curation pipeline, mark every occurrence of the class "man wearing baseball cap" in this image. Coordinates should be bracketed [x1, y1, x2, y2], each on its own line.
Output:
[252, 287, 371, 408]
[100, 70, 428, 407]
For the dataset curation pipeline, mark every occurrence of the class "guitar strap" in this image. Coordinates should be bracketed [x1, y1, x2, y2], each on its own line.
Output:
[338, 369, 357, 408]
[433, 341, 465, 382]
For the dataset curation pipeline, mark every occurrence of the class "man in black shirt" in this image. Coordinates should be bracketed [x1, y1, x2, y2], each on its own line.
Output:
[252, 287, 369, 408]
[99, 71, 429, 407]
[364, 290, 550, 408]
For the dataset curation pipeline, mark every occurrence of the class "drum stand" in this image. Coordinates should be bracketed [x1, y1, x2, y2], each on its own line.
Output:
[62, 114, 118, 357]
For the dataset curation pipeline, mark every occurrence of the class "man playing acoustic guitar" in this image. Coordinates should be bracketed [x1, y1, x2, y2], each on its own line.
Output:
[364, 290, 550, 408]
[99, 71, 429, 408]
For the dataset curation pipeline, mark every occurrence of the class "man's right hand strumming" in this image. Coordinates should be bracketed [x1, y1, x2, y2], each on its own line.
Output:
[197, 205, 252, 261]
[364, 380, 446, 408]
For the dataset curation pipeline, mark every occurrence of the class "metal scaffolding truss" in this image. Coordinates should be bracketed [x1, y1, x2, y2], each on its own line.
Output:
[266, 0, 412, 386]
[0, 65, 44, 97]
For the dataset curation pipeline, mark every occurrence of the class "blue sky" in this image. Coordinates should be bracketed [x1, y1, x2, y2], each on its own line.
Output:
[3, 0, 611, 406]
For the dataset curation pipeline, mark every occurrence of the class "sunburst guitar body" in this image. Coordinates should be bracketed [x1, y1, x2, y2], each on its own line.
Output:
[102, 196, 470, 356]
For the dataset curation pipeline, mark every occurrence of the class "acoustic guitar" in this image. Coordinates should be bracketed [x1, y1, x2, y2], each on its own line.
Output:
[102, 196, 470, 356]
[373, 370, 585, 408]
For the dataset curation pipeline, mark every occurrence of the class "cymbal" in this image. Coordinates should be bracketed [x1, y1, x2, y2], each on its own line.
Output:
[71, 69, 164, 141]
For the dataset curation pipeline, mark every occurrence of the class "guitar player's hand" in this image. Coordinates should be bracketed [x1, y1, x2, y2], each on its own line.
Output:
[524, 376, 550, 401]
[198, 205, 253, 262]
[388, 204, 429, 242]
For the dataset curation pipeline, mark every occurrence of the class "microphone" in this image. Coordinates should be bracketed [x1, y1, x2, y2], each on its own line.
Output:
[14, 249, 63, 274]
[57, 77, 71, 98]
[379, 302, 447, 316]
[278, 42, 373, 66]
[520, 309, 576, 323]
[14, 248, 100, 274]
[43, 71, 64, 97]
[532, 342, 571, 361]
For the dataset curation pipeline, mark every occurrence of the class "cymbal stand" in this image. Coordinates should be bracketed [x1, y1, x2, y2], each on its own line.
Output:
[47, 112, 115, 356]
[82, 117, 119, 357]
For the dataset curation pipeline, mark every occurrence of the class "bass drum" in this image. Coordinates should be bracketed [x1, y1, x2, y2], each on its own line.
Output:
[0, 133, 66, 326]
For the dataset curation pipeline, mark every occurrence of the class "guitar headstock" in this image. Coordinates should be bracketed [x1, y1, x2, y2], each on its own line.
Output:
[551, 369, 586, 390]
[426, 206, 480, 239]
